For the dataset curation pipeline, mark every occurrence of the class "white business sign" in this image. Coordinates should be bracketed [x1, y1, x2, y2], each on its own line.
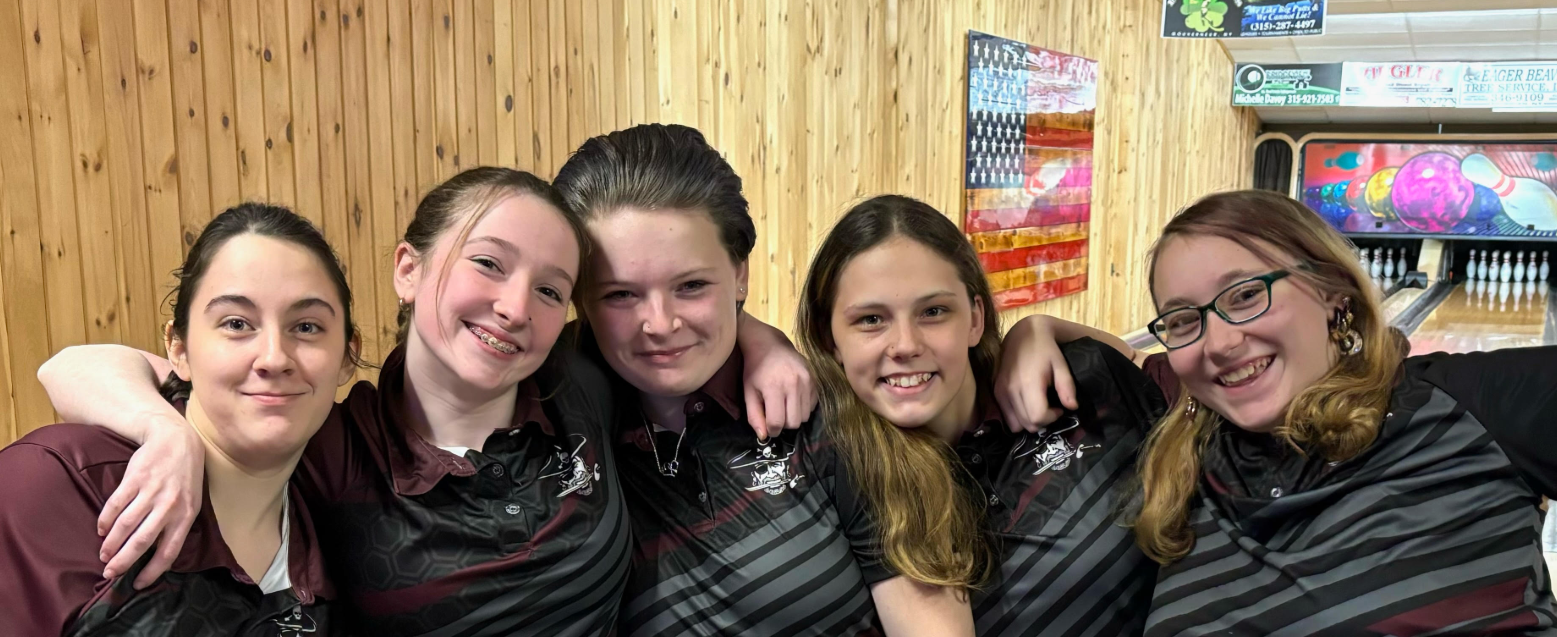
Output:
[1459, 62, 1557, 109]
[1340, 62, 1460, 107]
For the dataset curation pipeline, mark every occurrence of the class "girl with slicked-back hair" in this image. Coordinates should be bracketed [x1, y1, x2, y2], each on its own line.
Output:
[555, 124, 977, 636]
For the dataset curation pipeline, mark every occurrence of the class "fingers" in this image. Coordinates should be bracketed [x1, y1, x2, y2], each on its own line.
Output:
[744, 385, 769, 441]
[134, 520, 190, 589]
[784, 378, 806, 430]
[763, 391, 787, 440]
[1053, 364, 1079, 411]
[98, 481, 138, 538]
[104, 501, 163, 581]
[796, 376, 817, 429]
[100, 491, 152, 568]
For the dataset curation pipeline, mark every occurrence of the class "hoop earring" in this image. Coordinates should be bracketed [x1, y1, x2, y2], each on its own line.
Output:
[1331, 298, 1363, 356]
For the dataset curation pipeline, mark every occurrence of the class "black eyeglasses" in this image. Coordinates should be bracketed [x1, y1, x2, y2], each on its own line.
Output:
[1147, 270, 1291, 350]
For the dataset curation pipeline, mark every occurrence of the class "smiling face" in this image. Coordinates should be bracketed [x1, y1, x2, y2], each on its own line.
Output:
[828, 236, 984, 437]
[582, 208, 748, 400]
[1152, 234, 1340, 432]
[393, 194, 581, 399]
[168, 234, 355, 469]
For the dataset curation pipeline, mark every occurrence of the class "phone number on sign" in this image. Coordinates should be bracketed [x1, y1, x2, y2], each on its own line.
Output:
[1247, 19, 1319, 32]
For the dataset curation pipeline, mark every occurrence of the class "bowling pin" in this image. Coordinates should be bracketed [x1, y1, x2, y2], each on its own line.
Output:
[1540, 250, 1550, 282]
[1358, 247, 1369, 273]
[1516, 251, 1527, 283]
[1384, 248, 1395, 279]
[1397, 249, 1408, 277]
[1460, 154, 1557, 231]
[1478, 250, 1489, 280]
[1370, 250, 1382, 278]
[1501, 251, 1513, 282]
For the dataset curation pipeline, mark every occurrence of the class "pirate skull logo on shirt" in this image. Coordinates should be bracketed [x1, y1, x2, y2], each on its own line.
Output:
[1012, 416, 1101, 476]
[272, 607, 317, 636]
[540, 434, 601, 498]
[730, 440, 804, 496]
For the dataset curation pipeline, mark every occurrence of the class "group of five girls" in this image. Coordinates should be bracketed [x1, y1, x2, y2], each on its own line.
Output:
[3, 122, 1554, 636]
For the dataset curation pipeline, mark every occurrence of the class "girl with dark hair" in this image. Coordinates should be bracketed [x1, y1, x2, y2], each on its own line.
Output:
[997, 189, 1557, 635]
[1, 203, 358, 635]
[553, 125, 972, 636]
[799, 195, 1166, 637]
[38, 167, 814, 636]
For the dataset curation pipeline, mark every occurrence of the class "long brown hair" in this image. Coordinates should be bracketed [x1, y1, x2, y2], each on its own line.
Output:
[798, 195, 995, 589]
[1133, 189, 1409, 564]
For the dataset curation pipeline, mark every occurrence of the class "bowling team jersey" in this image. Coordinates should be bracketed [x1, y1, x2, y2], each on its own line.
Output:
[0, 424, 335, 636]
[603, 349, 892, 637]
[958, 339, 1166, 637]
[297, 346, 631, 636]
[1145, 345, 1557, 636]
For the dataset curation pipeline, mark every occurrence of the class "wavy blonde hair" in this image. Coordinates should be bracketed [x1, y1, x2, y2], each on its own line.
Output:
[1133, 190, 1409, 564]
[798, 195, 995, 589]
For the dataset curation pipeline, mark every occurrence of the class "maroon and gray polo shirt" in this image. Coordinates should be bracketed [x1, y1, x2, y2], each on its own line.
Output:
[1144, 346, 1557, 636]
[0, 424, 334, 636]
[606, 349, 892, 637]
[295, 345, 630, 637]
[958, 338, 1167, 637]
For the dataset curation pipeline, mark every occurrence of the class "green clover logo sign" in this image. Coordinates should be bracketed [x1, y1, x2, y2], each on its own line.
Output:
[1180, 0, 1228, 33]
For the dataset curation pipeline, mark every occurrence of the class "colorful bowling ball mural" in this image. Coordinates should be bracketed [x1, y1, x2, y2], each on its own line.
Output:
[1390, 152, 1472, 233]
[1364, 167, 1398, 221]
[1301, 142, 1557, 238]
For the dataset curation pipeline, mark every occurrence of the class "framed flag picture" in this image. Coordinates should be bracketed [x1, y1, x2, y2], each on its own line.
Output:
[964, 31, 1097, 311]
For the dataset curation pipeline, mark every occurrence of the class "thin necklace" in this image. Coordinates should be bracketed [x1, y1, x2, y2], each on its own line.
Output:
[643, 417, 687, 477]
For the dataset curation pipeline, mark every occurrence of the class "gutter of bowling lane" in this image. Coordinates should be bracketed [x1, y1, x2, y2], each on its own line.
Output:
[1544, 283, 1557, 347]
[1390, 278, 1454, 340]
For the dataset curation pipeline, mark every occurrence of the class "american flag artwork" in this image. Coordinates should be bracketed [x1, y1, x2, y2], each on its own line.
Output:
[964, 31, 1098, 310]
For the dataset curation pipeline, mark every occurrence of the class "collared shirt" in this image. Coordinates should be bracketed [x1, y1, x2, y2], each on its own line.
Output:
[1145, 346, 1557, 636]
[601, 348, 891, 637]
[0, 424, 334, 636]
[958, 338, 1166, 637]
[295, 346, 631, 637]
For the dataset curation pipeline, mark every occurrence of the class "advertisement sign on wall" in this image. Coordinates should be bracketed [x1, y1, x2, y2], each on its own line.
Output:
[1232, 63, 1342, 106]
[1339, 62, 1460, 107]
[1164, 0, 1325, 39]
[1459, 62, 1557, 109]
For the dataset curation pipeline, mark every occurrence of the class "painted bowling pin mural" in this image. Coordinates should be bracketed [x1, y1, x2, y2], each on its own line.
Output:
[1460, 154, 1557, 232]
[1303, 142, 1557, 239]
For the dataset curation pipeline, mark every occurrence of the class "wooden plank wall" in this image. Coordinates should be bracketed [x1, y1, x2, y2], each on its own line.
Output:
[0, 0, 1258, 442]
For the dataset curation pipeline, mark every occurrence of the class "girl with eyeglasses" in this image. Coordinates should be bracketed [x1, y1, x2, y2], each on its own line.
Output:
[997, 189, 1557, 635]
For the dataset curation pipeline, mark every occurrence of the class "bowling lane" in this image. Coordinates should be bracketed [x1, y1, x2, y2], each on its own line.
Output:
[1408, 280, 1554, 355]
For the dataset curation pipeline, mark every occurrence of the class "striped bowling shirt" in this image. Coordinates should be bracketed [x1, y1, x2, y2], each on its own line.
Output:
[960, 338, 1166, 637]
[609, 350, 892, 637]
[1146, 346, 1557, 636]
